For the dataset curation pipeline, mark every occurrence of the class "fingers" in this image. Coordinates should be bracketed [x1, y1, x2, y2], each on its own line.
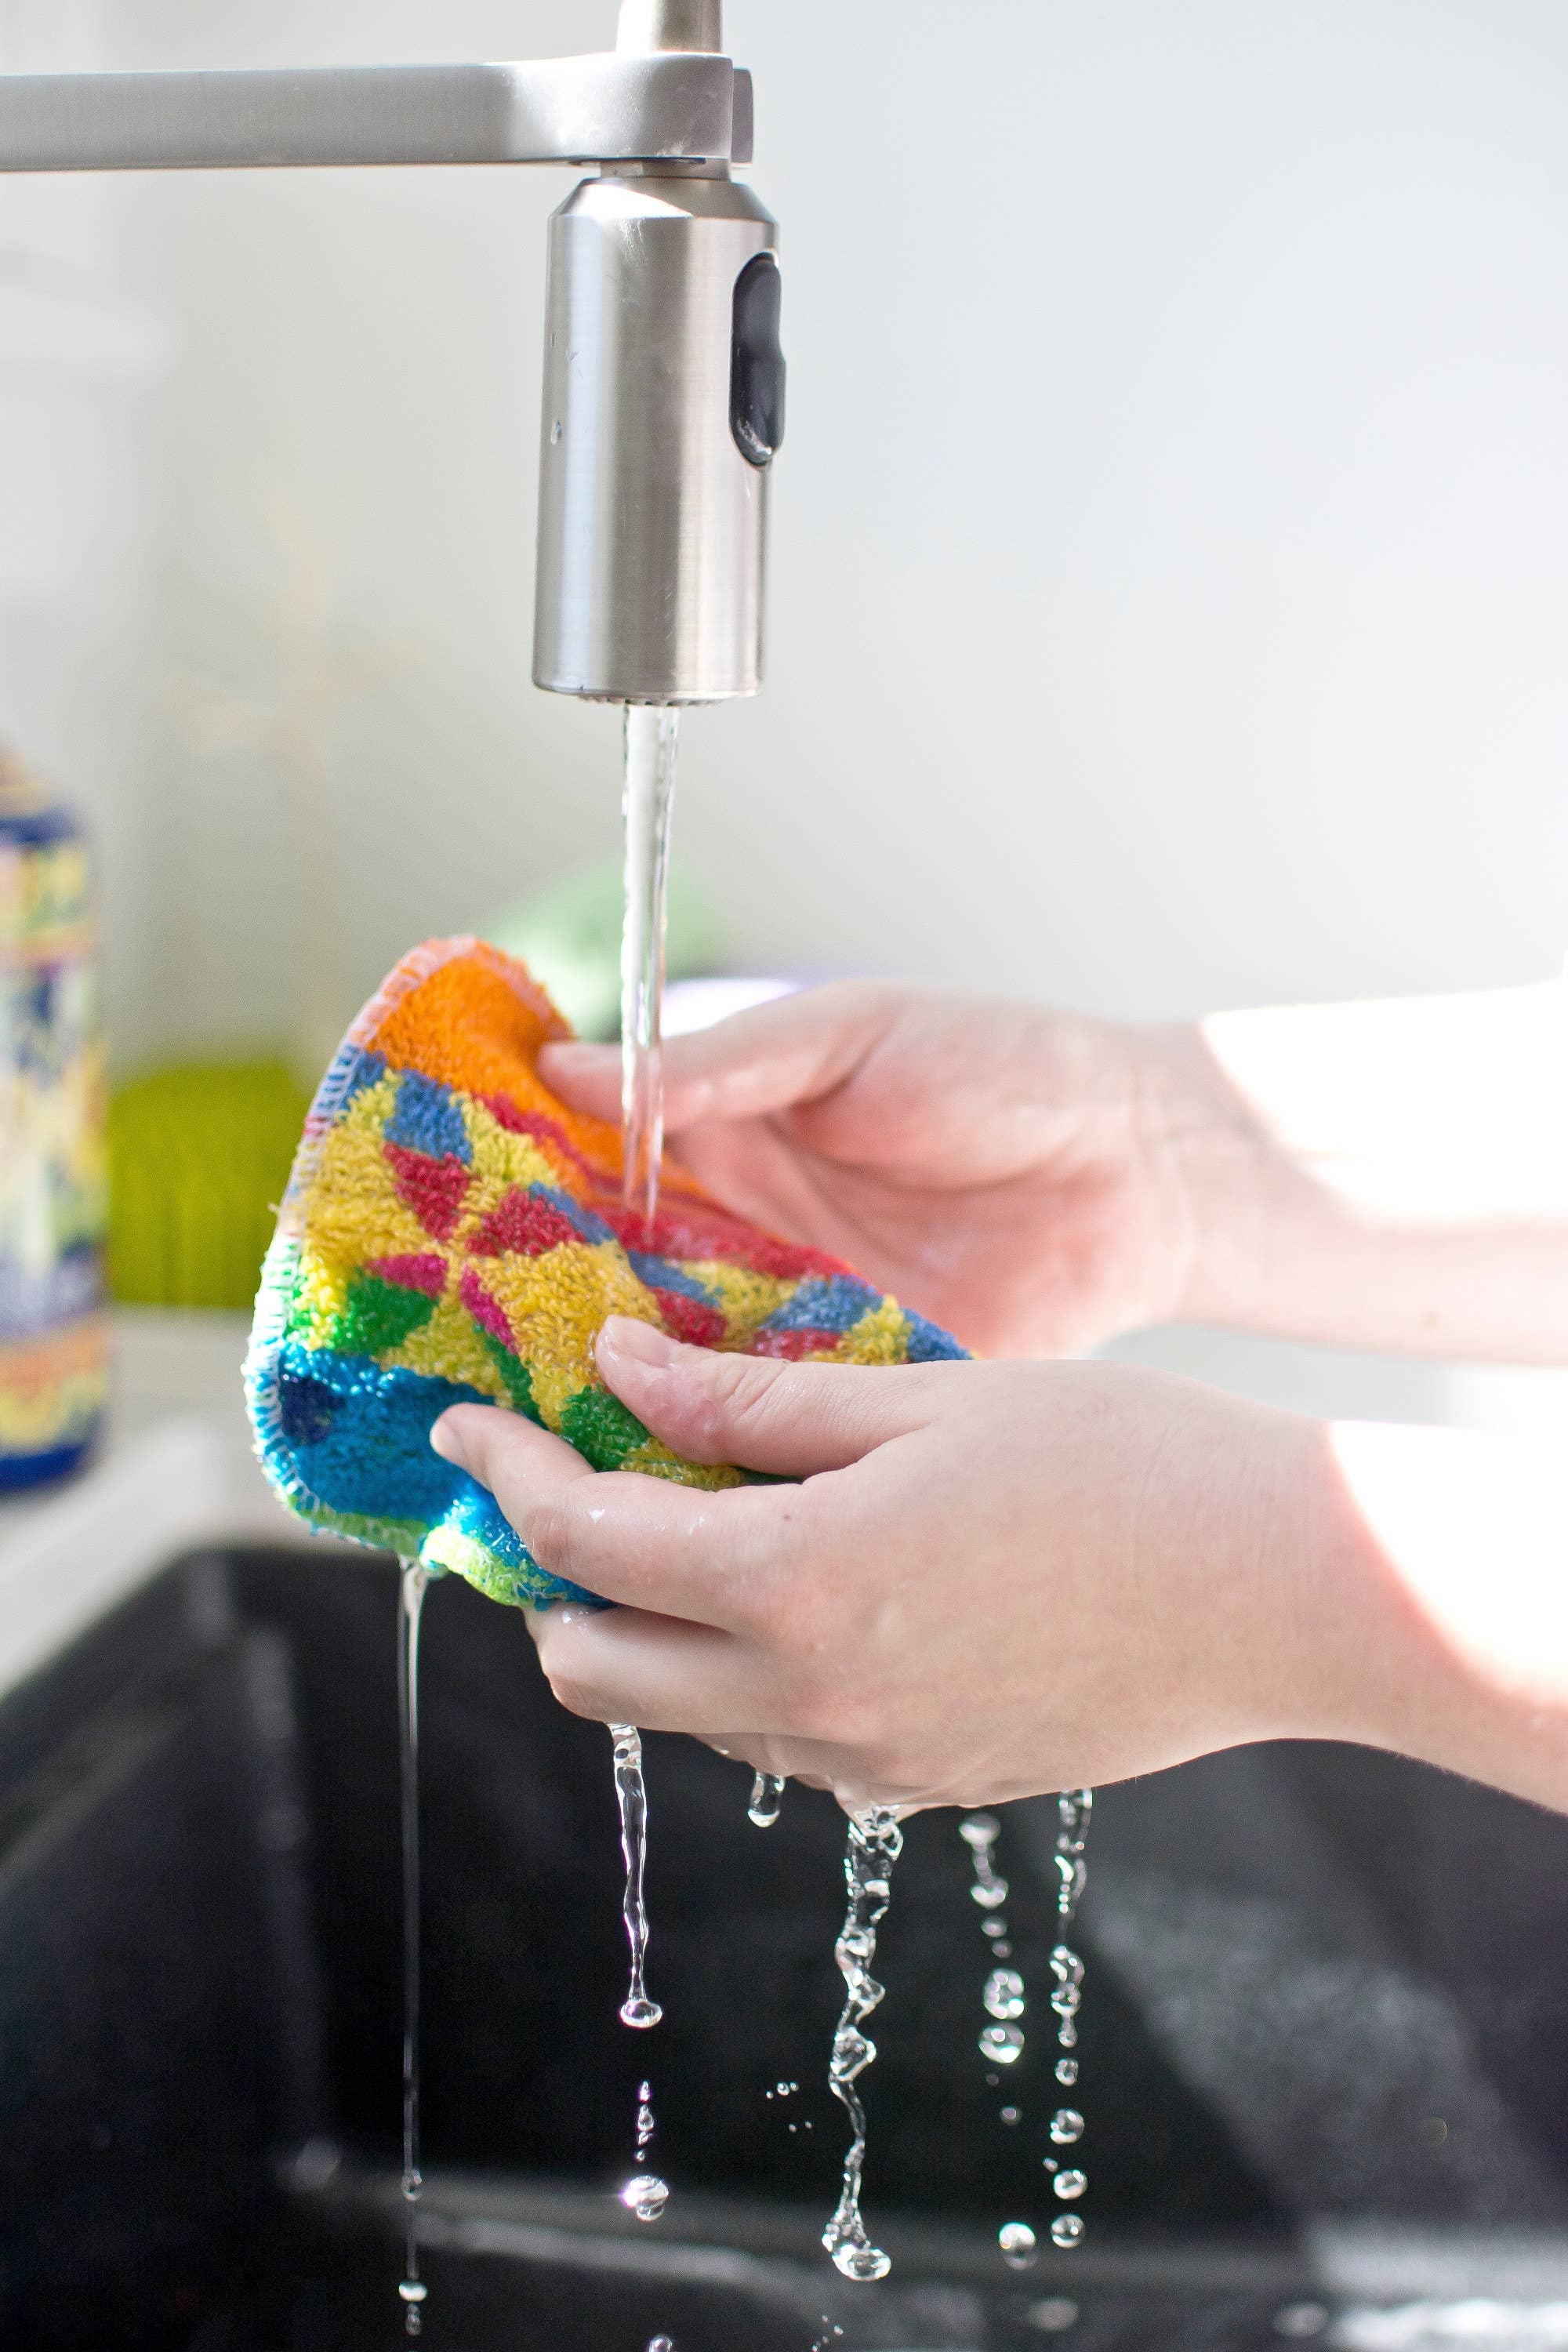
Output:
[431, 1403, 782, 1626]
[594, 1316, 939, 1473]
[529, 1610, 936, 1813]
[539, 981, 901, 1134]
[528, 1605, 781, 1737]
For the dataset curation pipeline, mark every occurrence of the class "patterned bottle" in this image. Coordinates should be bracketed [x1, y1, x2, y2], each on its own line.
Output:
[0, 750, 108, 1488]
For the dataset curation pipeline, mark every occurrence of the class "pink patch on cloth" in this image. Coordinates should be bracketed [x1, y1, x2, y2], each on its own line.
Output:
[750, 1327, 841, 1362]
[459, 1266, 514, 1348]
[650, 1287, 727, 1348]
[385, 1144, 471, 1243]
[467, 1185, 582, 1261]
[365, 1251, 448, 1298]
[597, 1198, 848, 1283]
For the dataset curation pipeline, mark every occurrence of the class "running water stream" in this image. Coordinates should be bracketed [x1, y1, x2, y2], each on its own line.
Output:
[822, 1806, 906, 2281]
[612, 1722, 663, 2033]
[610, 702, 681, 2208]
[397, 1564, 431, 2335]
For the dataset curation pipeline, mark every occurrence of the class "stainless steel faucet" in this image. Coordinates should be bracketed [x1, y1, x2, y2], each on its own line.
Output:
[0, 0, 783, 706]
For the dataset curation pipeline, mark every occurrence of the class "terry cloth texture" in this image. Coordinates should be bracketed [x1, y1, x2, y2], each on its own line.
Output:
[245, 937, 967, 1609]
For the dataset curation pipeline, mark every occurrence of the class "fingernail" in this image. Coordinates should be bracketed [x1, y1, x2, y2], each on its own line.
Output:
[597, 1314, 681, 1370]
[430, 1410, 465, 1465]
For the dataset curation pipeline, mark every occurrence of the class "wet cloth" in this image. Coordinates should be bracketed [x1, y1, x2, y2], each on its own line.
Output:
[245, 937, 966, 1608]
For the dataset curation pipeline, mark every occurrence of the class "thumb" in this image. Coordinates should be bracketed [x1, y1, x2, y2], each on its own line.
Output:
[594, 1316, 935, 1476]
[539, 981, 899, 1133]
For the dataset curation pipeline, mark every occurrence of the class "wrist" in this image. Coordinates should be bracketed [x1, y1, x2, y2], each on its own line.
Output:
[1122, 1022, 1316, 1332]
[1308, 1423, 1568, 1809]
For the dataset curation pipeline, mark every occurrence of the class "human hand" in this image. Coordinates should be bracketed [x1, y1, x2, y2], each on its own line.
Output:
[539, 985, 1247, 1358]
[430, 1318, 1361, 1813]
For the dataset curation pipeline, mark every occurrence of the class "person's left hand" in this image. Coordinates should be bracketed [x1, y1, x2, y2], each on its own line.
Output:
[430, 1318, 1355, 1813]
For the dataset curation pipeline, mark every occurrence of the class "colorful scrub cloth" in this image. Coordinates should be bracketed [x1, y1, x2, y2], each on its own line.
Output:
[245, 937, 967, 1609]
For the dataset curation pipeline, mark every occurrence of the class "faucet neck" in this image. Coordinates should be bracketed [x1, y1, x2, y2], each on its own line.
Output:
[616, 0, 722, 53]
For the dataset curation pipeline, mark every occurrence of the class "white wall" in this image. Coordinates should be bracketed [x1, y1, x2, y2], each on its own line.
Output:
[0, 0, 165, 1055]
[7, 0, 1567, 1414]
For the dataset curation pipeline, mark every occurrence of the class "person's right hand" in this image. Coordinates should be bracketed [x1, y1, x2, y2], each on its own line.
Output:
[541, 984, 1252, 1358]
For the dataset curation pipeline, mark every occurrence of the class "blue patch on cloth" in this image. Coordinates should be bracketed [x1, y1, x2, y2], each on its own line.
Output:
[761, 1274, 883, 1336]
[275, 1342, 487, 1523]
[332, 1046, 387, 1111]
[902, 1312, 967, 1363]
[387, 1069, 472, 1164]
[625, 1250, 722, 1305]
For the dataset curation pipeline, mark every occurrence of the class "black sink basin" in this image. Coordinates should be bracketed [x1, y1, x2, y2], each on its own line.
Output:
[3, 1547, 1567, 2349]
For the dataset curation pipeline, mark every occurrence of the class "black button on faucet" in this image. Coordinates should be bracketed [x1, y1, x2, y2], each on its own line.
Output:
[730, 252, 786, 467]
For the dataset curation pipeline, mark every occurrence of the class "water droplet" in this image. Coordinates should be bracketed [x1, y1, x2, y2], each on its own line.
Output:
[1028, 2298, 1080, 2333]
[970, 1878, 1010, 1911]
[982, 1917, 1007, 1938]
[648, 2338, 677, 2352]
[1055, 2058, 1079, 2087]
[748, 1772, 786, 1828]
[398, 2281, 428, 2304]
[993, 1940, 1013, 1958]
[959, 1813, 1000, 1849]
[1053, 2169, 1087, 2201]
[550, 417, 564, 443]
[829, 2238, 891, 2282]
[999, 2220, 1037, 2270]
[984, 1967, 1027, 2020]
[621, 2172, 670, 2223]
[1272, 2307, 1330, 2339]
[621, 1994, 663, 2029]
[1050, 2214, 1086, 2251]
[1000, 2104, 1022, 2125]
[1049, 2108, 1084, 2144]
[979, 2023, 1025, 2065]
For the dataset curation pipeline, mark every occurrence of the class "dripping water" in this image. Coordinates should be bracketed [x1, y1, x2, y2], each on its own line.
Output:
[748, 1771, 787, 1828]
[1046, 1790, 1094, 2249]
[398, 1564, 430, 2336]
[611, 1722, 663, 2031]
[620, 2071, 670, 2225]
[960, 1813, 1022, 2072]
[822, 1806, 904, 2282]
[961, 1800, 1094, 2263]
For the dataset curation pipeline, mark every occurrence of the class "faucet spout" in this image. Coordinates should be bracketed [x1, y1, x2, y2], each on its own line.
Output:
[617, 0, 723, 55]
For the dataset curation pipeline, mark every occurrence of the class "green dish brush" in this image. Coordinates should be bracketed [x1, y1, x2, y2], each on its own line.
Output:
[108, 1060, 309, 1311]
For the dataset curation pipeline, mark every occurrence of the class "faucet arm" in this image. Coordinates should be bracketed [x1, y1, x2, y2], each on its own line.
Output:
[0, 49, 751, 174]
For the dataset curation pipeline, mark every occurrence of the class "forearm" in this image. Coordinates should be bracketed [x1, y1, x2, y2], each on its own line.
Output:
[1297, 1417, 1568, 1811]
[1174, 983, 1568, 1363]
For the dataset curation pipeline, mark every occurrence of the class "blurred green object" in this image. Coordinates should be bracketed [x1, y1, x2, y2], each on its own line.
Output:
[481, 862, 725, 1041]
[108, 1060, 308, 1310]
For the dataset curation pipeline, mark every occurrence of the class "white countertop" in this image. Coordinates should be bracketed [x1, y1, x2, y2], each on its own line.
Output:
[0, 1309, 309, 1701]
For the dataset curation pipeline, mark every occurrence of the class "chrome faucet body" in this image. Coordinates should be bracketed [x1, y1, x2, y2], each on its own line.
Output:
[0, 0, 782, 707]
